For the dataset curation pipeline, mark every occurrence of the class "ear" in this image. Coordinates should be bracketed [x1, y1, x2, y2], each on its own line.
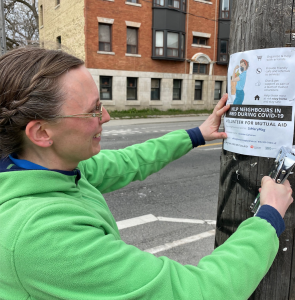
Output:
[25, 120, 52, 148]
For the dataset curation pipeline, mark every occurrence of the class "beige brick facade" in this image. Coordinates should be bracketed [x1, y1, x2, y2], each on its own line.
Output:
[39, 0, 85, 61]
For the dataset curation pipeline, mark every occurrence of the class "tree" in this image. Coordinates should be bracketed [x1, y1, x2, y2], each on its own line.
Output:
[215, 0, 295, 299]
[4, 0, 38, 49]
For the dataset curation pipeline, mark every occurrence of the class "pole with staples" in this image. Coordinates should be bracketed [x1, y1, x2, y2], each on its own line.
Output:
[0, 0, 6, 56]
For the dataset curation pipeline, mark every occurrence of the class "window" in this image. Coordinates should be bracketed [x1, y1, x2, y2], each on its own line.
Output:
[154, 0, 185, 9]
[56, 36, 61, 49]
[153, 31, 185, 60]
[127, 78, 137, 100]
[127, 27, 138, 54]
[194, 81, 202, 100]
[221, 0, 230, 19]
[214, 81, 222, 100]
[168, 0, 180, 8]
[167, 32, 179, 57]
[155, 31, 164, 56]
[182, 0, 186, 11]
[181, 34, 185, 58]
[100, 77, 112, 100]
[173, 79, 181, 100]
[40, 5, 43, 26]
[99, 24, 111, 52]
[193, 37, 207, 45]
[193, 63, 208, 74]
[151, 79, 161, 100]
[154, 0, 164, 5]
[127, 0, 139, 3]
[220, 40, 228, 62]
[56, 0, 60, 5]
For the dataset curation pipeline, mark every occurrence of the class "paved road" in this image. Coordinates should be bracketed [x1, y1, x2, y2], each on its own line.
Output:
[101, 116, 223, 266]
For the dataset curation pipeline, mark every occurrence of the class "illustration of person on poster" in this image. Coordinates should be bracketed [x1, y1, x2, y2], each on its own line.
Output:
[224, 48, 295, 158]
[231, 59, 249, 105]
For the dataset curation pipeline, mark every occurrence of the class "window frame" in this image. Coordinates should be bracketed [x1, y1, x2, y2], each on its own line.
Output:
[127, 77, 138, 100]
[193, 63, 208, 75]
[153, 0, 186, 10]
[151, 78, 161, 100]
[194, 80, 203, 101]
[219, 40, 228, 63]
[214, 81, 222, 100]
[221, 0, 230, 19]
[126, 27, 138, 54]
[152, 30, 185, 61]
[56, 36, 61, 49]
[167, 32, 179, 58]
[181, 34, 185, 58]
[154, 0, 165, 6]
[168, 0, 180, 9]
[40, 5, 44, 26]
[173, 79, 182, 100]
[155, 31, 164, 56]
[193, 36, 207, 45]
[100, 76, 112, 100]
[99, 23, 112, 52]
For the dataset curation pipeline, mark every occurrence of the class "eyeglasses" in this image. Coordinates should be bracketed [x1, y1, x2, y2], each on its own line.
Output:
[55, 102, 103, 121]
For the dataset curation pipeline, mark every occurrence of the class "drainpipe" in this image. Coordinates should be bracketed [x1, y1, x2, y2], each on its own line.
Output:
[185, 0, 189, 74]
[213, 0, 218, 76]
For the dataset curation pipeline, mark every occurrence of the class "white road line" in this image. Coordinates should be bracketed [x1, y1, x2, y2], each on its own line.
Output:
[117, 214, 158, 230]
[200, 147, 222, 151]
[158, 216, 205, 224]
[117, 214, 216, 230]
[144, 230, 215, 254]
[205, 220, 217, 225]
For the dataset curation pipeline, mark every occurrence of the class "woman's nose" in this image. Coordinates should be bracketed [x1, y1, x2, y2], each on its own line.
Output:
[100, 106, 110, 124]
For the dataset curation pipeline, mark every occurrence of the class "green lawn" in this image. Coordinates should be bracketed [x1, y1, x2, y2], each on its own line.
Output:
[109, 108, 213, 119]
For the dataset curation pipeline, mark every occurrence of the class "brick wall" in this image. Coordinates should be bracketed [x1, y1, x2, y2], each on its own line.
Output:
[85, 0, 227, 76]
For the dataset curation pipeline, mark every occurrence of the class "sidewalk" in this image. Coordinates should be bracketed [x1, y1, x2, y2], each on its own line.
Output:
[105, 114, 210, 127]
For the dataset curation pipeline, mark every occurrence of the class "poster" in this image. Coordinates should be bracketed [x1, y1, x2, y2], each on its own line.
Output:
[224, 48, 295, 158]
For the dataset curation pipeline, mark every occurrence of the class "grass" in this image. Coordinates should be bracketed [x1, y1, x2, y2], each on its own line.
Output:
[109, 108, 213, 119]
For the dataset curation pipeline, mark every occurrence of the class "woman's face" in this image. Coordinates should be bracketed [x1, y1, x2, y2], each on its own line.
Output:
[240, 62, 247, 71]
[48, 65, 110, 167]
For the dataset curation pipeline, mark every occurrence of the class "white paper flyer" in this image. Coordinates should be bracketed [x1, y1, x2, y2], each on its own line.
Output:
[224, 48, 295, 158]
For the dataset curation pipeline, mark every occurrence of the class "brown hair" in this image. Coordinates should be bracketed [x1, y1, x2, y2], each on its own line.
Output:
[0, 47, 84, 158]
[240, 59, 249, 70]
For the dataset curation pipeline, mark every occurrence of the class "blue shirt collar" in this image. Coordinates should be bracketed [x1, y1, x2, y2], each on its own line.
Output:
[3, 154, 81, 185]
[9, 153, 48, 170]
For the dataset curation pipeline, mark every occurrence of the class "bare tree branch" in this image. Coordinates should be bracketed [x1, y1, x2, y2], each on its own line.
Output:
[13, 0, 38, 25]
[4, 0, 39, 50]
[6, 36, 19, 46]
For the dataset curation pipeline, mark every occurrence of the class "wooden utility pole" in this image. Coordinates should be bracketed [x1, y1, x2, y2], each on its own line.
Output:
[215, 0, 295, 299]
[0, 0, 6, 56]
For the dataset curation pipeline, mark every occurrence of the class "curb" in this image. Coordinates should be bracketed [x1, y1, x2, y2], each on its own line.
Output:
[110, 113, 210, 120]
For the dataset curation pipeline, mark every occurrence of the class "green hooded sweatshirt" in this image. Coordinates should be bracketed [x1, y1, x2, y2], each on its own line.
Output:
[0, 130, 279, 300]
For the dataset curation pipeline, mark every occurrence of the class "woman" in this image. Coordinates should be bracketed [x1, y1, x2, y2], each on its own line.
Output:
[0, 47, 292, 300]
[232, 59, 249, 105]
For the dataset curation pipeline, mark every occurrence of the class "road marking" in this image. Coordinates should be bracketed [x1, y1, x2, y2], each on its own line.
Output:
[117, 214, 158, 230]
[158, 217, 205, 224]
[199, 142, 222, 148]
[144, 230, 215, 254]
[199, 147, 222, 151]
[117, 214, 216, 230]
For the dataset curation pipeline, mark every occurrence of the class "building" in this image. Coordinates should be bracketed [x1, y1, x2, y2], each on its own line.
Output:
[39, 0, 232, 111]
